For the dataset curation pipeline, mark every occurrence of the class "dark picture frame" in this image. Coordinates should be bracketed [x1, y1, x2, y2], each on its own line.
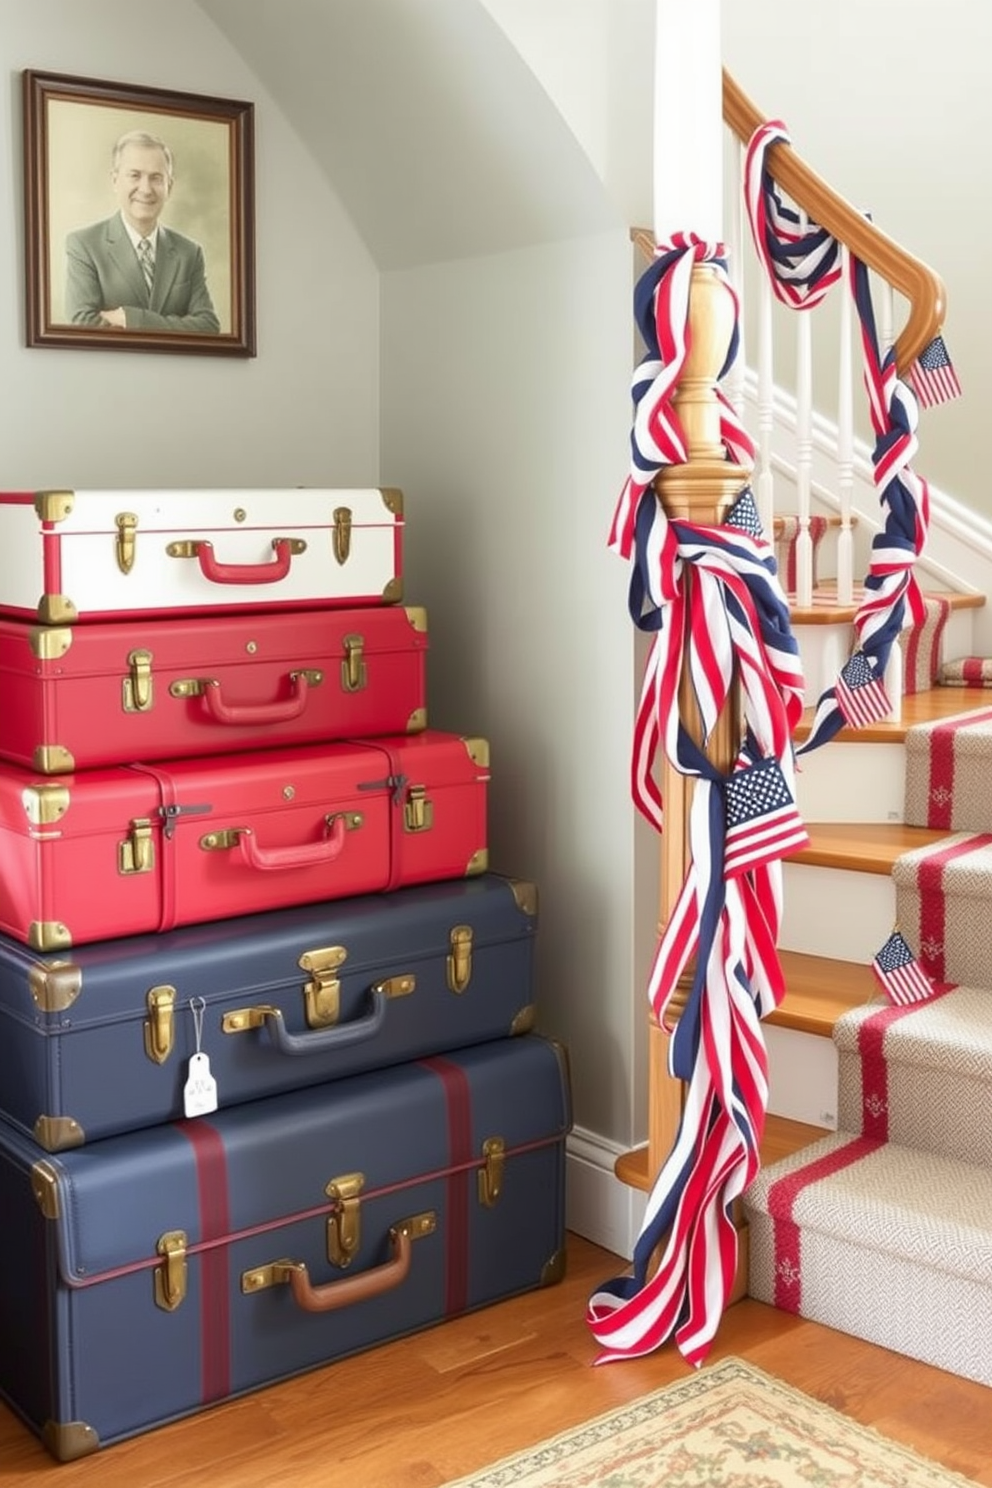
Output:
[23, 70, 256, 356]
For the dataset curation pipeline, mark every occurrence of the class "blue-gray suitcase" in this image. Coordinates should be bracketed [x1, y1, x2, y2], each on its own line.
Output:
[0, 1034, 570, 1460]
[0, 872, 538, 1149]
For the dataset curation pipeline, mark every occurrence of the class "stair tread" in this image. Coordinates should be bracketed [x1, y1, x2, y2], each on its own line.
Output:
[795, 684, 990, 743]
[788, 585, 983, 626]
[768, 950, 876, 1035]
[789, 821, 949, 873]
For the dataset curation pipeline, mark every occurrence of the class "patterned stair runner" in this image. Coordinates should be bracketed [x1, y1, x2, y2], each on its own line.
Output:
[899, 594, 951, 694]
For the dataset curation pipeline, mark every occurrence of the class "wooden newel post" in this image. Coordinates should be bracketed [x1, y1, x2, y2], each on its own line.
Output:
[647, 263, 754, 1183]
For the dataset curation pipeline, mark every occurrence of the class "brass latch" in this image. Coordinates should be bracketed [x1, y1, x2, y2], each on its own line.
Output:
[115, 512, 138, 574]
[119, 818, 155, 875]
[478, 1137, 505, 1209]
[333, 506, 352, 565]
[144, 985, 176, 1063]
[299, 945, 347, 1028]
[403, 785, 433, 834]
[447, 925, 474, 993]
[341, 634, 366, 693]
[122, 649, 153, 713]
[370, 974, 416, 999]
[326, 1172, 364, 1268]
[154, 1230, 188, 1311]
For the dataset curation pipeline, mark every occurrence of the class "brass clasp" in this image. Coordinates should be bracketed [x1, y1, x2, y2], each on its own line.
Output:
[341, 634, 366, 693]
[122, 649, 153, 713]
[478, 1137, 505, 1209]
[326, 1172, 364, 1268]
[299, 945, 347, 1028]
[119, 818, 155, 875]
[154, 1230, 188, 1311]
[143, 985, 176, 1064]
[115, 512, 138, 574]
[333, 507, 352, 565]
[403, 785, 433, 834]
[447, 925, 473, 994]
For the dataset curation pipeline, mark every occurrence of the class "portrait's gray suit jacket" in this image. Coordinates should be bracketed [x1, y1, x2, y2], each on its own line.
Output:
[64, 212, 221, 334]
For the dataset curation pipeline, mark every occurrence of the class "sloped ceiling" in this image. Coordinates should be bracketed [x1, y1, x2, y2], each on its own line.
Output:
[196, 0, 620, 270]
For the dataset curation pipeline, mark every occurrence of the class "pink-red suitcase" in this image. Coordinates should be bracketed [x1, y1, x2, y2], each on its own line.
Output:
[0, 731, 489, 949]
[0, 605, 428, 772]
[0, 488, 403, 624]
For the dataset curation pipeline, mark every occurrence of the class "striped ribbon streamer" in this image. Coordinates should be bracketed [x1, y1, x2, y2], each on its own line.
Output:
[592, 447, 807, 1361]
[742, 125, 930, 755]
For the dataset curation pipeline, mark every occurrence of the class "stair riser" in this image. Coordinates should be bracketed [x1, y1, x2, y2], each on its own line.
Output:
[765, 1024, 838, 1129]
[781, 864, 893, 962]
[795, 742, 905, 823]
[746, 1211, 992, 1388]
[837, 1051, 992, 1168]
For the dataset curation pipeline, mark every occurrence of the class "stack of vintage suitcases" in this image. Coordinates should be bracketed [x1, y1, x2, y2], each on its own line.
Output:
[0, 487, 570, 1461]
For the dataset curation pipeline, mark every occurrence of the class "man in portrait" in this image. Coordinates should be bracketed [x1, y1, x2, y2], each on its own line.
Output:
[64, 129, 221, 333]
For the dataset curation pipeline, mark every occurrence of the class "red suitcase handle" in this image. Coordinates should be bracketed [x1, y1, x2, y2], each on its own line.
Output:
[191, 537, 297, 585]
[200, 672, 312, 726]
[284, 1225, 412, 1313]
[237, 814, 347, 872]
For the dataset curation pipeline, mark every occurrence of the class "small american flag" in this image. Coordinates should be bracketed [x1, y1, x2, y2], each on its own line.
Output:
[872, 929, 934, 1006]
[835, 651, 891, 728]
[724, 486, 765, 541]
[723, 756, 809, 878]
[909, 335, 962, 410]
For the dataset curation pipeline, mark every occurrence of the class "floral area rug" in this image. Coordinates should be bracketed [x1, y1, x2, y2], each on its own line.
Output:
[441, 1357, 976, 1487]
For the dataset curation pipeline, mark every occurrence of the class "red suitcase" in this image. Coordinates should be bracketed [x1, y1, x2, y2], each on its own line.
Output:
[0, 605, 428, 772]
[0, 731, 489, 949]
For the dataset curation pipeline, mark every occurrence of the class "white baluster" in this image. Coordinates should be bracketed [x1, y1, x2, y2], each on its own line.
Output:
[756, 273, 774, 539]
[836, 243, 855, 604]
[795, 288, 814, 608]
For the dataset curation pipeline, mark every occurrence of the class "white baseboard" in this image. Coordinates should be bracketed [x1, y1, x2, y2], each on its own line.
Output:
[566, 1125, 647, 1262]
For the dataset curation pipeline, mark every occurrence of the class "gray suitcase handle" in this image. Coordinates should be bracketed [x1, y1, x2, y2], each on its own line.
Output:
[223, 990, 387, 1054]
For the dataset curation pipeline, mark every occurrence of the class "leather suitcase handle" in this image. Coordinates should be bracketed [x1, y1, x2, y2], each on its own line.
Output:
[200, 672, 311, 726]
[194, 537, 296, 585]
[229, 992, 387, 1055]
[287, 1226, 411, 1312]
[238, 815, 347, 872]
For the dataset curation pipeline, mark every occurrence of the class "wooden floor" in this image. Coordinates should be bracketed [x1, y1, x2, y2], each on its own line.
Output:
[4, 1232, 991, 1486]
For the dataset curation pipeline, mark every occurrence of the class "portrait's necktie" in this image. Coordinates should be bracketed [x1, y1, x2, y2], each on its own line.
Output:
[137, 237, 154, 294]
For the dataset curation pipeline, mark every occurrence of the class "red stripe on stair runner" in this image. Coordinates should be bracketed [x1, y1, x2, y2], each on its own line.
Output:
[916, 833, 992, 980]
[856, 986, 954, 1140]
[766, 1137, 881, 1313]
[176, 1119, 232, 1404]
[419, 1056, 471, 1315]
[924, 707, 992, 829]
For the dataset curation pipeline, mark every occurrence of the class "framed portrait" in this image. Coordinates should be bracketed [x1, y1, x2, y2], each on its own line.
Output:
[23, 70, 256, 356]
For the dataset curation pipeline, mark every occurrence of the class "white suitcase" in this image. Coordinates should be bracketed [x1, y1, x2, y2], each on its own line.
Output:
[0, 488, 403, 623]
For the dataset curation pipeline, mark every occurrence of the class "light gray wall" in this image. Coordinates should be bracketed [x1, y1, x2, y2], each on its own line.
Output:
[722, 0, 988, 512]
[2, 0, 379, 488]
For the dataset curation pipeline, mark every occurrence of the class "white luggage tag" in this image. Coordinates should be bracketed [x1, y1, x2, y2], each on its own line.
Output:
[184, 996, 219, 1118]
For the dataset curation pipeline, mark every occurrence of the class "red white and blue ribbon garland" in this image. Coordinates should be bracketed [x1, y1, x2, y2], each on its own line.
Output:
[588, 234, 808, 1367]
[743, 123, 931, 754]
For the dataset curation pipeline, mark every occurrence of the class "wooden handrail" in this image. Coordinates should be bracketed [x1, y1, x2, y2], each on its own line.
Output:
[721, 69, 945, 374]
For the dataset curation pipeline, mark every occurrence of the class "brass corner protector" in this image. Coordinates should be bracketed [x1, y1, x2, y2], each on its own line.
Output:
[37, 594, 78, 625]
[29, 959, 82, 1013]
[403, 604, 428, 633]
[509, 1004, 537, 1036]
[33, 744, 76, 774]
[381, 576, 403, 604]
[28, 922, 73, 952]
[31, 1159, 61, 1220]
[42, 1420, 100, 1463]
[29, 625, 73, 661]
[379, 487, 404, 516]
[22, 782, 70, 826]
[406, 707, 428, 734]
[34, 490, 75, 524]
[540, 1248, 567, 1287]
[465, 848, 488, 878]
[34, 1115, 85, 1152]
[507, 878, 538, 917]
[461, 737, 490, 769]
